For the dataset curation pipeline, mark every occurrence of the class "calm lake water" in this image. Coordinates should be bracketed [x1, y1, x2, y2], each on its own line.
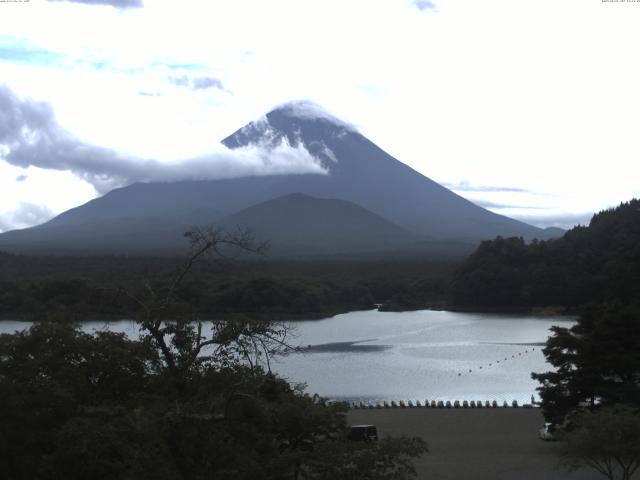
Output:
[0, 309, 573, 404]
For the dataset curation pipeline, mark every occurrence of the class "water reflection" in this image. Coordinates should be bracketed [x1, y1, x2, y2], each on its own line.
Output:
[0, 309, 573, 404]
[272, 309, 574, 404]
[301, 340, 391, 353]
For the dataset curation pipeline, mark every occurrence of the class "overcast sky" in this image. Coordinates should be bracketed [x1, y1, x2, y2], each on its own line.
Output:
[1, 0, 639, 232]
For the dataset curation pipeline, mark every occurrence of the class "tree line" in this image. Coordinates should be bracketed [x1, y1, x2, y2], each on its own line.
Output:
[0, 252, 455, 320]
[451, 199, 640, 310]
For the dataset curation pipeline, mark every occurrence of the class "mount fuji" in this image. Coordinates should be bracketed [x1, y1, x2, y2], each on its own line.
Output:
[0, 101, 558, 256]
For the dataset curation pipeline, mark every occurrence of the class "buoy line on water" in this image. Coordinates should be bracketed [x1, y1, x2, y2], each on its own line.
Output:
[455, 347, 537, 377]
[345, 345, 542, 411]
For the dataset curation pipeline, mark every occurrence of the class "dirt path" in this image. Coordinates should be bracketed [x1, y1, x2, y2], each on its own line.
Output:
[348, 408, 603, 480]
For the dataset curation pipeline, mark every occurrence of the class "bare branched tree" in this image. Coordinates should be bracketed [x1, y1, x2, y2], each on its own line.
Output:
[121, 226, 294, 387]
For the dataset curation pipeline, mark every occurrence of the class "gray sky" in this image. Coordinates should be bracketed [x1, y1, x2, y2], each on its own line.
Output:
[1, 0, 639, 232]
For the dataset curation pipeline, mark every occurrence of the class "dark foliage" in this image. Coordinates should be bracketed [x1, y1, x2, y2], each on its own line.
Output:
[378, 276, 451, 311]
[0, 322, 429, 480]
[451, 199, 640, 310]
[532, 302, 640, 424]
[0, 323, 157, 479]
[556, 405, 640, 480]
[0, 254, 456, 320]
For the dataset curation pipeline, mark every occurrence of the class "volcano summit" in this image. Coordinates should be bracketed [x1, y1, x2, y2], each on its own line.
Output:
[0, 101, 559, 256]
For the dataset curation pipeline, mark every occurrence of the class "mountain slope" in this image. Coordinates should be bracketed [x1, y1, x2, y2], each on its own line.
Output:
[221, 102, 554, 240]
[0, 208, 224, 255]
[218, 193, 418, 255]
[0, 101, 558, 255]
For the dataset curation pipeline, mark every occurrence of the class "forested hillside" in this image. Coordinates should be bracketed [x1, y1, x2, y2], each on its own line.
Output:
[451, 199, 640, 310]
[0, 253, 455, 320]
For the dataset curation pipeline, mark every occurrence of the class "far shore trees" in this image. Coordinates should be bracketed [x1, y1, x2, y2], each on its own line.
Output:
[452, 199, 640, 311]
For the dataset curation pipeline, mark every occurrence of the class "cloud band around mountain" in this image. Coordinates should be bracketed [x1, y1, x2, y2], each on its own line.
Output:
[470, 199, 549, 210]
[0, 85, 327, 194]
[443, 181, 537, 194]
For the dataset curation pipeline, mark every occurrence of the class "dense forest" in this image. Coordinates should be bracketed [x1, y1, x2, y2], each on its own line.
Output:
[0, 252, 457, 320]
[451, 199, 640, 310]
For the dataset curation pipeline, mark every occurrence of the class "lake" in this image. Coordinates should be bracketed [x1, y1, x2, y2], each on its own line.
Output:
[0, 309, 573, 405]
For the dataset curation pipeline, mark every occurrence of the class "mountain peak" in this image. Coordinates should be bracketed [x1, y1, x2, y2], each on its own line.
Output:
[223, 100, 357, 157]
[267, 100, 356, 132]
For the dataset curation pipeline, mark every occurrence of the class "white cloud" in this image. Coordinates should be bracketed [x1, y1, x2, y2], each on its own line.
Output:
[412, 0, 437, 12]
[0, 0, 639, 230]
[0, 162, 96, 232]
[0, 202, 54, 233]
[274, 101, 357, 132]
[0, 85, 327, 195]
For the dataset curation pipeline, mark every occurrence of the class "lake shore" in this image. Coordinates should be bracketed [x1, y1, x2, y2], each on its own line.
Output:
[0, 307, 371, 323]
[2, 310, 573, 404]
[348, 408, 600, 480]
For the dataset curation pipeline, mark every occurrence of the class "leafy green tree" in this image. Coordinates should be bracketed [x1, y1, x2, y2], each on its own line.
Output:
[532, 302, 640, 424]
[557, 406, 640, 480]
[0, 322, 154, 479]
